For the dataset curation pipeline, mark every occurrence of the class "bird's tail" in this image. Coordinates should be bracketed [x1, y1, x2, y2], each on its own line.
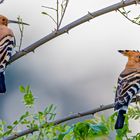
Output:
[0, 72, 6, 94]
[115, 110, 126, 129]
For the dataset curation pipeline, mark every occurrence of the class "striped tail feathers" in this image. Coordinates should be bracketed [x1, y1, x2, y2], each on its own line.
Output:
[114, 100, 128, 129]
[0, 72, 6, 94]
[115, 109, 127, 129]
[114, 84, 137, 129]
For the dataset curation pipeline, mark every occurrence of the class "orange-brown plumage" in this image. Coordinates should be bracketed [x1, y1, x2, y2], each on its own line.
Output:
[118, 50, 140, 72]
[0, 15, 14, 41]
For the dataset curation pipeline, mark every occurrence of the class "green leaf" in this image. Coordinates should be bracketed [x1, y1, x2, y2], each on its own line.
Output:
[116, 135, 123, 140]
[44, 104, 56, 115]
[42, 12, 48, 15]
[19, 85, 25, 93]
[19, 111, 29, 121]
[13, 120, 18, 125]
[33, 114, 39, 120]
[73, 122, 90, 138]
[21, 119, 30, 125]
[48, 104, 54, 113]
[89, 123, 109, 136]
[49, 113, 56, 120]
[56, 126, 74, 140]
[4, 129, 12, 136]
[39, 112, 43, 115]
[7, 125, 13, 129]
[25, 85, 30, 93]
[23, 92, 35, 107]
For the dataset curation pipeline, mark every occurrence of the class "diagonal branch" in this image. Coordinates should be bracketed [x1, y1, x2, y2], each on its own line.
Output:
[4, 97, 140, 140]
[9, 0, 138, 64]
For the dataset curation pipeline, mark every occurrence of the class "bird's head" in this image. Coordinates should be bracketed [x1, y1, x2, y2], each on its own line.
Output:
[0, 15, 8, 26]
[118, 50, 140, 68]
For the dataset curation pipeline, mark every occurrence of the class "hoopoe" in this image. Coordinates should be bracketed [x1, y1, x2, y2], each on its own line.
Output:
[0, 15, 15, 94]
[114, 50, 140, 129]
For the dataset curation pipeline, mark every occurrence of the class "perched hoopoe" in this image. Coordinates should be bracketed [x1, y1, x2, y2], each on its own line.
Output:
[114, 50, 140, 129]
[0, 15, 15, 94]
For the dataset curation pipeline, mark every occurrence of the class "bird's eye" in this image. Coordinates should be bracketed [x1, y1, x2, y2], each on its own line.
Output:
[2, 19, 5, 21]
[138, 56, 140, 59]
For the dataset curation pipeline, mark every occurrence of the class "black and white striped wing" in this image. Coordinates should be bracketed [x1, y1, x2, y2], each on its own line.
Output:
[0, 35, 15, 72]
[115, 71, 140, 110]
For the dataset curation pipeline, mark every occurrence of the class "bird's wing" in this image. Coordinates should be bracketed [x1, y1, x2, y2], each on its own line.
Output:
[115, 70, 140, 110]
[0, 35, 15, 72]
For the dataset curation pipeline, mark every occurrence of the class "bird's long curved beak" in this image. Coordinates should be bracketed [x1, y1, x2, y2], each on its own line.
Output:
[8, 20, 29, 26]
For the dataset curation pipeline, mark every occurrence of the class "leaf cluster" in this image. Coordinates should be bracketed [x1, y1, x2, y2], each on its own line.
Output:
[1, 86, 140, 140]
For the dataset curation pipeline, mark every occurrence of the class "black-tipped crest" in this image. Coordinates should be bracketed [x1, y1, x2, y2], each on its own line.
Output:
[118, 50, 139, 54]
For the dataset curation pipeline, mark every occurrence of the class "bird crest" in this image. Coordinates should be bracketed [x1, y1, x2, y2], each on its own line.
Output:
[118, 50, 140, 61]
[118, 50, 140, 57]
[118, 50, 140, 69]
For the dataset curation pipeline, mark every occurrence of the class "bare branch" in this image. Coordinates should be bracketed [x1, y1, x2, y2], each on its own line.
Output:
[9, 0, 138, 64]
[4, 97, 140, 140]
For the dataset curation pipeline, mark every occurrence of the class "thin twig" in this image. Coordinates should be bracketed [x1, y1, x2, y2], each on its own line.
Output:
[58, 0, 69, 28]
[56, 0, 59, 30]
[42, 12, 57, 25]
[118, 9, 140, 25]
[4, 97, 140, 140]
[9, 0, 136, 64]
[17, 17, 24, 51]
[42, 6, 57, 11]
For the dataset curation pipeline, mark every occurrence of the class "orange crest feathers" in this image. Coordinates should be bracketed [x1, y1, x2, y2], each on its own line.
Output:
[118, 50, 140, 68]
[118, 50, 140, 57]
